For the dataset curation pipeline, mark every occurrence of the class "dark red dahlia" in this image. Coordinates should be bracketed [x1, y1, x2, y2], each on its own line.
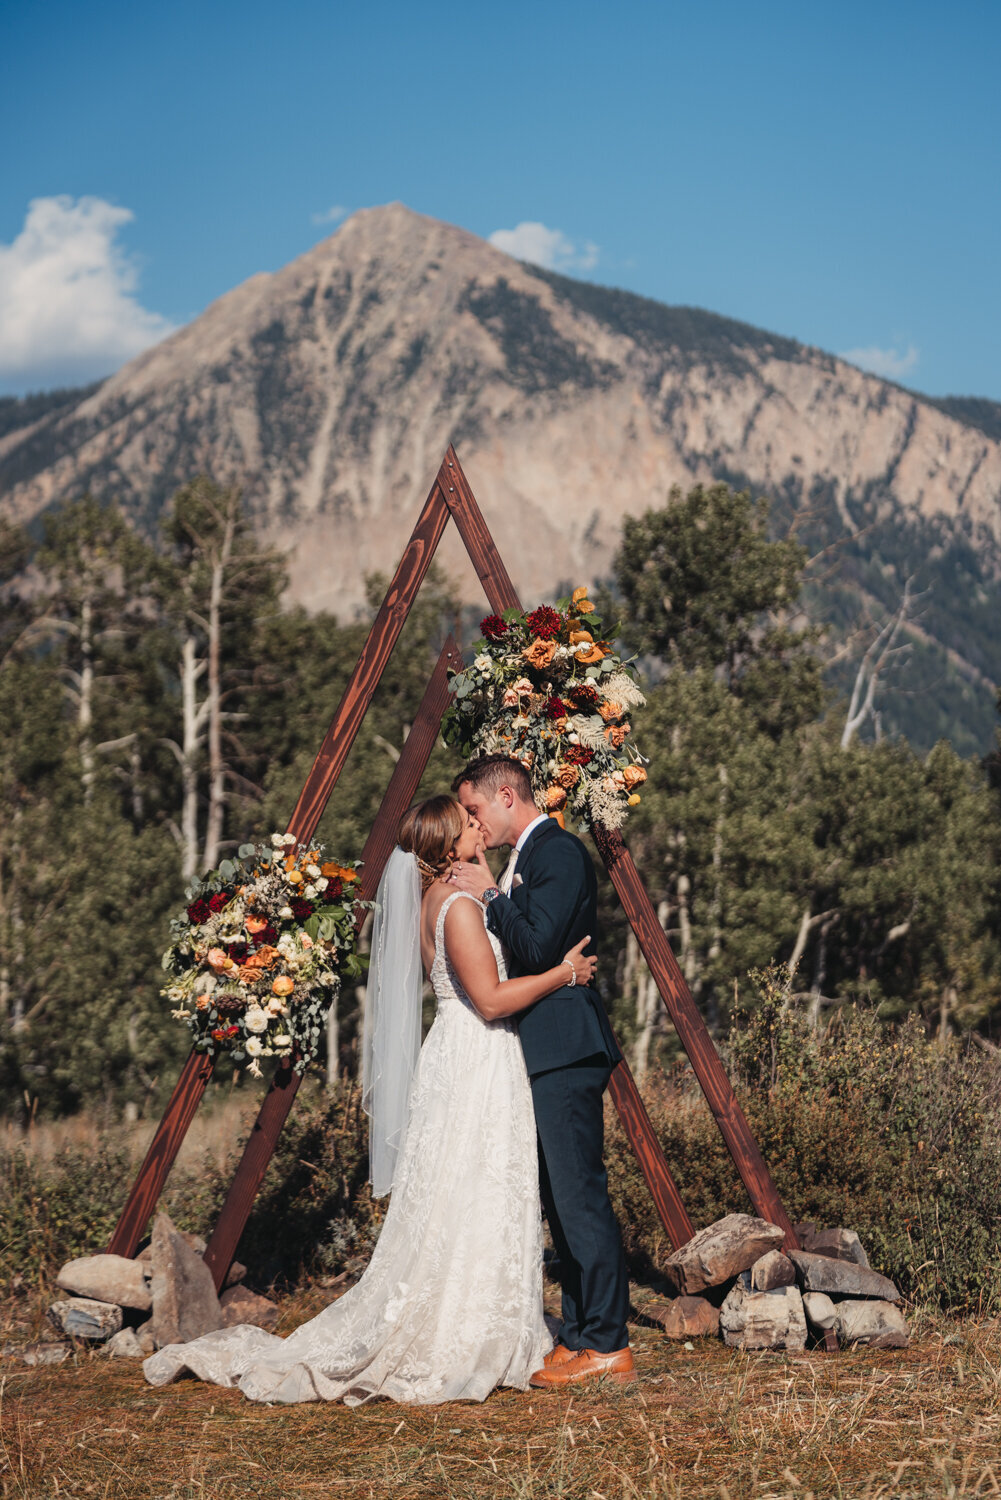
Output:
[324, 878, 343, 900]
[225, 942, 249, 962]
[525, 605, 562, 640]
[251, 923, 278, 947]
[568, 682, 600, 709]
[186, 898, 211, 924]
[290, 897, 314, 921]
[208, 892, 229, 913]
[564, 745, 595, 767]
[545, 696, 568, 720]
[480, 614, 509, 642]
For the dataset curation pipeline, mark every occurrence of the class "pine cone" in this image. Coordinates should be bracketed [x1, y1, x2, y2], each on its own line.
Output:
[215, 994, 246, 1018]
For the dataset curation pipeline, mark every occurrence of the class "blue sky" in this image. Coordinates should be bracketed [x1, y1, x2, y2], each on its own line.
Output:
[2, 0, 999, 398]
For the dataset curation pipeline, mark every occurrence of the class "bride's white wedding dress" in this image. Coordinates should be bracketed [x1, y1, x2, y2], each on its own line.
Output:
[143, 891, 551, 1404]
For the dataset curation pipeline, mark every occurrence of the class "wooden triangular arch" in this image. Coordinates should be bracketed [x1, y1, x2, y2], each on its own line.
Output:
[109, 447, 799, 1286]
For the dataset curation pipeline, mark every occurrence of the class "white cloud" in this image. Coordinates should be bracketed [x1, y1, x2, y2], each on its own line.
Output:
[488, 221, 599, 274]
[0, 195, 175, 393]
[839, 343, 920, 381]
[312, 204, 347, 226]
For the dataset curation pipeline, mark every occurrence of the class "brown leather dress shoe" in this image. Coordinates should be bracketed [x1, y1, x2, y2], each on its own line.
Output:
[542, 1343, 577, 1367]
[529, 1346, 636, 1389]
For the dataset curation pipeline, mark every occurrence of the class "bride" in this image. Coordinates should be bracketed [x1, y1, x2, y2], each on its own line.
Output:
[143, 794, 596, 1404]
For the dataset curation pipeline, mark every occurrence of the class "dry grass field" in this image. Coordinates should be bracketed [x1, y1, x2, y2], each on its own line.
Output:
[2, 1288, 999, 1500]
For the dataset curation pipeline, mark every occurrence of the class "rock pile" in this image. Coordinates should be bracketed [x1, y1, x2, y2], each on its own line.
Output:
[645, 1214, 909, 1352]
[39, 1212, 279, 1363]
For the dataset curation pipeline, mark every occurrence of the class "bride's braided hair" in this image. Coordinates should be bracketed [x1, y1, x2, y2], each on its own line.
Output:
[398, 796, 466, 895]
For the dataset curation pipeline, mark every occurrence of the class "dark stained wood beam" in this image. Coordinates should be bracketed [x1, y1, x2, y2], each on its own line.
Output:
[107, 1051, 215, 1257]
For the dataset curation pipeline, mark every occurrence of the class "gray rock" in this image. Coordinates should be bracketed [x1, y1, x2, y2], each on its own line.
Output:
[47, 1298, 123, 1342]
[105, 1327, 145, 1358]
[750, 1250, 796, 1291]
[719, 1281, 807, 1351]
[56, 1254, 152, 1311]
[802, 1291, 838, 1331]
[789, 1250, 900, 1303]
[796, 1225, 870, 1268]
[135, 1319, 156, 1354]
[664, 1214, 786, 1295]
[138, 1237, 244, 1287]
[149, 1211, 223, 1347]
[219, 1284, 280, 1332]
[645, 1295, 720, 1340]
[1, 1341, 72, 1367]
[835, 1300, 909, 1349]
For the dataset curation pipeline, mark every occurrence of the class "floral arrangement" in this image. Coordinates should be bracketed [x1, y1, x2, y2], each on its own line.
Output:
[162, 835, 370, 1078]
[443, 587, 648, 830]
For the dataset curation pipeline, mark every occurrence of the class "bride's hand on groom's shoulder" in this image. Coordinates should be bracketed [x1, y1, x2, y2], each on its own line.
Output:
[449, 846, 495, 898]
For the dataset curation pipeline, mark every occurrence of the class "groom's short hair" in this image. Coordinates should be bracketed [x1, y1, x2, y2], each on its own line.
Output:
[452, 755, 534, 804]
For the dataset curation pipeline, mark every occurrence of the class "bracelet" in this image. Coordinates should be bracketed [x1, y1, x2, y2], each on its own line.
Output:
[562, 959, 577, 988]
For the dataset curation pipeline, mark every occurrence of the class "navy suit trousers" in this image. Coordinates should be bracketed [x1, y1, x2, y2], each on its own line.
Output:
[531, 1056, 629, 1354]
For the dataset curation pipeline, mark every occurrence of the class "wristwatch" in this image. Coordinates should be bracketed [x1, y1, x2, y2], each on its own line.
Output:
[481, 886, 502, 904]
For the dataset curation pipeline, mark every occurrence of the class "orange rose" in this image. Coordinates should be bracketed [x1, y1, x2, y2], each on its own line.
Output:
[599, 701, 624, 722]
[272, 975, 295, 996]
[245, 914, 269, 935]
[604, 725, 629, 749]
[522, 638, 556, 669]
[569, 628, 593, 647]
[557, 764, 580, 790]
[576, 599, 596, 614]
[236, 944, 279, 984]
[575, 642, 605, 665]
[195, 994, 212, 1011]
[544, 785, 568, 811]
[622, 765, 647, 791]
[572, 586, 589, 605]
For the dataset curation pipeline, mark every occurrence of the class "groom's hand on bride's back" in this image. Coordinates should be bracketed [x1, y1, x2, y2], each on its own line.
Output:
[449, 846, 496, 899]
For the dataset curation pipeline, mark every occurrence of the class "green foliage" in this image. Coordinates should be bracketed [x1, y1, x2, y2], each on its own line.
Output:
[610, 483, 822, 733]
[606, 982, 1001, 1313]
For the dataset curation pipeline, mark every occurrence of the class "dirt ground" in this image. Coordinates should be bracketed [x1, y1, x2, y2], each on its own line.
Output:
[2, 1287, 999, 1500]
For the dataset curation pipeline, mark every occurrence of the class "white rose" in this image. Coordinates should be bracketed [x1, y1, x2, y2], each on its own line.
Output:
[474, 654, 492, 671]
[245, 1036, 264, 1057]
[281, 833, 296, 846]
[303, 884, 317, 900]
[315, 877, 328, 892]
[244, 1007, 269, 1034]
[270, 832, 285, 848]
[279, 906, 293, 920]
[306, 864, 321, 879]
[267, 996, 287, 1016]
[273, 1034, 292, 1050]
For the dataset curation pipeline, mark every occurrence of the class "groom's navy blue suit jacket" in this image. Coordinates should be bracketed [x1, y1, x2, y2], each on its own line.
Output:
[485, 819, 620, 1077]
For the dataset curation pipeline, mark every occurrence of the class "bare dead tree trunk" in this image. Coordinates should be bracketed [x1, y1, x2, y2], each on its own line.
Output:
[162, 636, 209, 882]
[677, 872, 696, 990]
[841, 578, 914, 748]
[326, 992, 340, 1090]
[630, 900, 670, 1082]
[78, 593, 95, 799]
[201, 506, 235, 873]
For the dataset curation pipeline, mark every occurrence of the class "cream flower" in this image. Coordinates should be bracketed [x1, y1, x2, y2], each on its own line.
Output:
[245, 1036, 264, 1057]
[315, 877, 329, 892]
[279, 906, 294, 920]
[270, 833, 285, 848]
[474, 653, 492, 671]
[273, 1033, 292, 1050]
[306, 864, 321, 879]
[244, 1006, 269, 1034]
[304, 884, 317, 900]
[281, 833, 296, 846]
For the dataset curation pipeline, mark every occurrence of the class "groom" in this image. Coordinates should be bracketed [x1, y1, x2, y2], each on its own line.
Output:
[450, 755, 634, 1388]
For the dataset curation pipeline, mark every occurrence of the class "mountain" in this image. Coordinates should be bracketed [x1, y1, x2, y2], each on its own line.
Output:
[1, 202, 999, 753]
